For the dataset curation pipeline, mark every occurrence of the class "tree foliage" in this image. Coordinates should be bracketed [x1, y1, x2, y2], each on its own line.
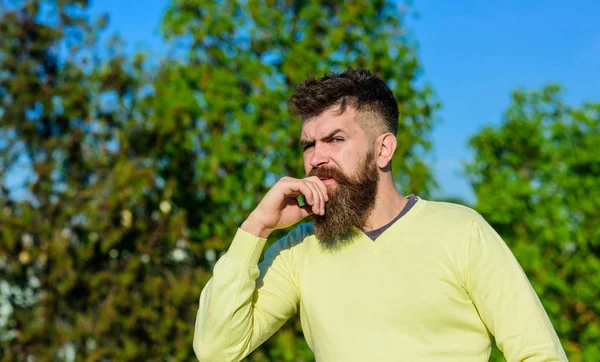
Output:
[466, 85, 600, 362]
[0, 0, 439, 360]
[0, 1, 206, 360]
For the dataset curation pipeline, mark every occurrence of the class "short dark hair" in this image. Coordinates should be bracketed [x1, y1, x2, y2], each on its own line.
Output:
[288, 68, 399, 135]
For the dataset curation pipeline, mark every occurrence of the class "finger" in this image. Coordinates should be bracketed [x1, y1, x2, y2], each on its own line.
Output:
[287, 180, 315, 210]
[304, 181, 322, 215]
[312, 181, 326, 214]
[284, 178, 323, 214]
[307, 180, 326, 215]
[306, 176, 328, 202]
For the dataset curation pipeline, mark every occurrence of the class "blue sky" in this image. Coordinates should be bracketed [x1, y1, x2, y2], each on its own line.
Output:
[10, 1, 598, 203]
[408, 0, 600, 201]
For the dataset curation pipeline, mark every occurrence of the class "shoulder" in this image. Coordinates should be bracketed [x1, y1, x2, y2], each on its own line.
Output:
[419, 199, 501, 247]
[418, 199, 482, 226]
[411, 199, 493, 249]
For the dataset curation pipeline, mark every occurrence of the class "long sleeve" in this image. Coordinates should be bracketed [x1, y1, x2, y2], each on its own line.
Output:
[193, 228, 301, 362]
[465, 215, 567, 361]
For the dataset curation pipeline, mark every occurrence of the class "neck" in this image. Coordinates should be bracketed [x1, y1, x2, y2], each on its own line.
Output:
[362, 175, 407, 232]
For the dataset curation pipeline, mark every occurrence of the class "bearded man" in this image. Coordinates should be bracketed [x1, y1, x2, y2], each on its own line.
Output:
[193, 68, 567, 362]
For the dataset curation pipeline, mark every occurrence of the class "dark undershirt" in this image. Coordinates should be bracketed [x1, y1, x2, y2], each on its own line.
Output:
[363, 194, 418, 241]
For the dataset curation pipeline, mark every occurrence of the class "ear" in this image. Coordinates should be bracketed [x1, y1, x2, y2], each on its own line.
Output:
[375, 133, 397, 169]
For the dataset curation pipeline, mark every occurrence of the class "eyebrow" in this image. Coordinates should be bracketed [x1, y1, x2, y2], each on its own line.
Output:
[300, 129, 345, 149]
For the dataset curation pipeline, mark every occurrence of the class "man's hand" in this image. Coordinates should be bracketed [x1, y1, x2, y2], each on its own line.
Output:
[241, 176, 328, 238]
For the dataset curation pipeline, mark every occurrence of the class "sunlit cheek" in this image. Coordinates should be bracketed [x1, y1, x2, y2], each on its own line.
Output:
[343, 154, 362, 179]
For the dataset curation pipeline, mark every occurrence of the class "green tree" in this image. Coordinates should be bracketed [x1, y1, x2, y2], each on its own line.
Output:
[160, 0, 439, 360]
[0, 1, 205, 360]
[466, 84, 600, 362]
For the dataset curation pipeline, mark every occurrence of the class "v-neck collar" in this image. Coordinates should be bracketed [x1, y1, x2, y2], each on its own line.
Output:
[362, 194, 419, 240]
[355, 196, 427, 251]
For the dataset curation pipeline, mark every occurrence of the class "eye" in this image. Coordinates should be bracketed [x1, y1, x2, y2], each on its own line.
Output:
[302, 143, 314, 152]
[332, 137, 344, 143]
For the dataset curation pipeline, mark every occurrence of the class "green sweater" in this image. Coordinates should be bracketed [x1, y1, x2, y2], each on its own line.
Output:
[194, 198, 567, 361]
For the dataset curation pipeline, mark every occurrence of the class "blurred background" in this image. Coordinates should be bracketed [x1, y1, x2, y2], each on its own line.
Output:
[0, 0, 598, 361]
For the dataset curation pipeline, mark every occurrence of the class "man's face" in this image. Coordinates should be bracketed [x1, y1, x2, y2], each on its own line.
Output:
[301, 106, 379, 250]
[301, 106, 371, 185]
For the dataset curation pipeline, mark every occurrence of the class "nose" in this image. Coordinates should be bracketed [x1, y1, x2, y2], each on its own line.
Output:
[309, 144, 329, 169]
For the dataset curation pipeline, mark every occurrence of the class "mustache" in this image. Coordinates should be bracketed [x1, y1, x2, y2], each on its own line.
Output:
[308, 167, 350, 184]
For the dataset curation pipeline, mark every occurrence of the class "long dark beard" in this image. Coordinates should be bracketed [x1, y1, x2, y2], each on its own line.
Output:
[308, 151, 379, 251]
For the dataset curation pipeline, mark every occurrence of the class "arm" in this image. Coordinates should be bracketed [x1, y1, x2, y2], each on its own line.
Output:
[465, 215, 567, 362]
[193, 175, 327, 361]
[193, 228, 301, 362]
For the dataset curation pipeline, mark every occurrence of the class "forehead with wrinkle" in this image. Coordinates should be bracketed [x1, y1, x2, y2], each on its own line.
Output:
[302, 106, 353, 135]
[300, 105, 387, 144]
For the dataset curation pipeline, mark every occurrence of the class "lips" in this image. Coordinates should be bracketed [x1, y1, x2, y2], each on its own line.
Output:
[318, 176, 336, 186]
